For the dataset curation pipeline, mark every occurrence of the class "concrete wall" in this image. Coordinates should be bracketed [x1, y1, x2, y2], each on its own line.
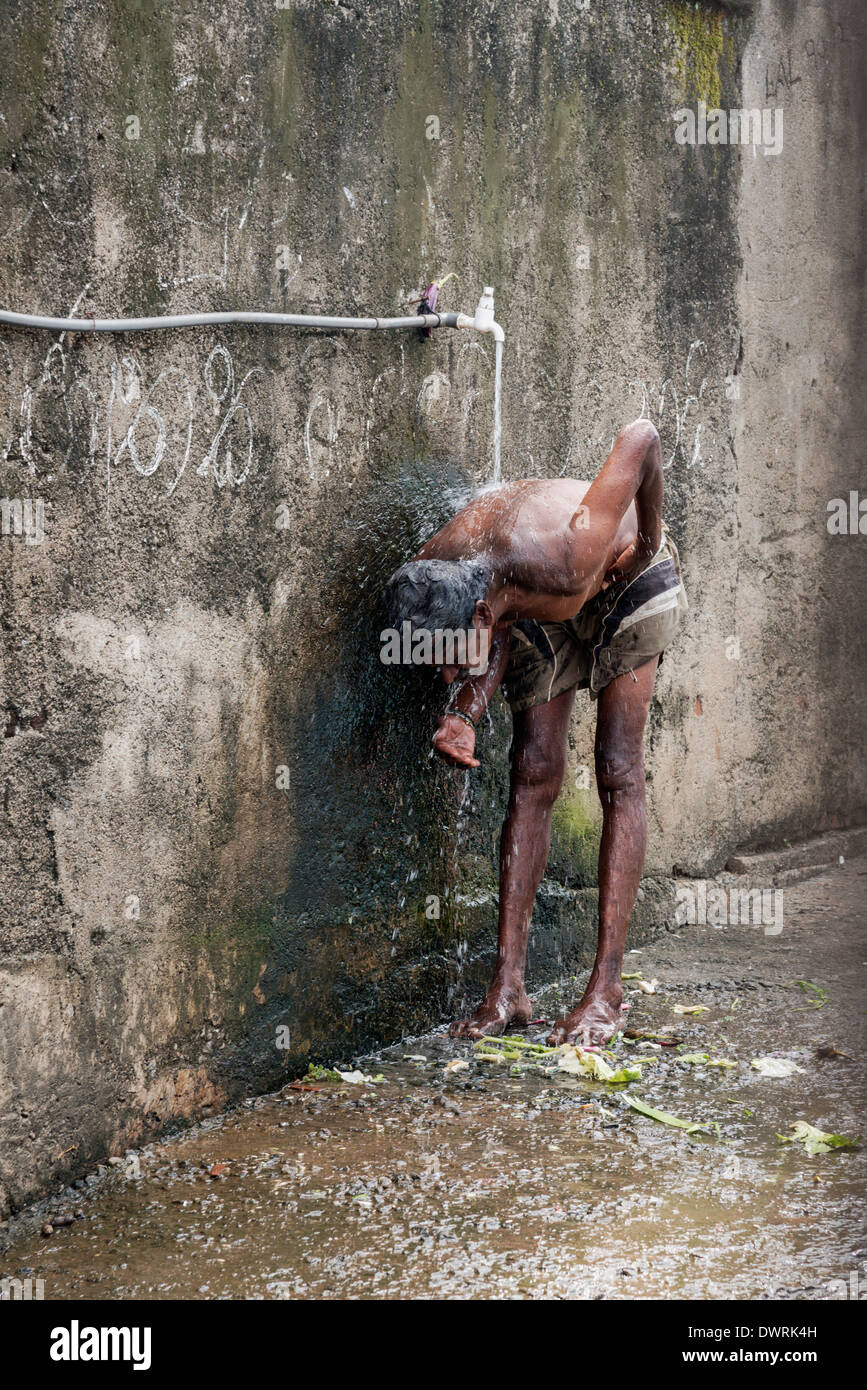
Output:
[0, 0, 864, 1213]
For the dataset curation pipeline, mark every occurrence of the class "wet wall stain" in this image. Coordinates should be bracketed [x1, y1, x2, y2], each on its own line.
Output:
[1, 0, 864, 1215]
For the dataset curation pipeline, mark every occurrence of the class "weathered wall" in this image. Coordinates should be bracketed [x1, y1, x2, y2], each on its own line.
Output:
[0, 0, 864, 1213]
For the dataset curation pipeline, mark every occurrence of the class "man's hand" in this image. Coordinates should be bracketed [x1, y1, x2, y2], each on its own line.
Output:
[433, 714, 480, 768]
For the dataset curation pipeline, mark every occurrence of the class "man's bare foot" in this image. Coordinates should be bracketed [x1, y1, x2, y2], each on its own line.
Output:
[546, 986, 623, 1048]
[449, 980, 532, 1039]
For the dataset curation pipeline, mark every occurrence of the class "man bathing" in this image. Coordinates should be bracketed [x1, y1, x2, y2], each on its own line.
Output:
[384, 419, 687, 1047]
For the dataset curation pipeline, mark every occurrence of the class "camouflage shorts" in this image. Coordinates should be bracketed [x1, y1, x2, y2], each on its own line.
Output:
[502, 528, 688, 713]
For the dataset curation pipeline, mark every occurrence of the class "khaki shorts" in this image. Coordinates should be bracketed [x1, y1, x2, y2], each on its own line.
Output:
[502, 528, 688, 713]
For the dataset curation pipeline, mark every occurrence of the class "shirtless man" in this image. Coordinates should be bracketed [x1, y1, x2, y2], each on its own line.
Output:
[383, 420, 687, 1046]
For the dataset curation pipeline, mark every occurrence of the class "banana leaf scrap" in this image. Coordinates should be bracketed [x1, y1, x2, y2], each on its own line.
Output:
[751, 1056, 806, 1077]
[624, 1029, 683, 1045]
[681, 1053, 738, 1068]
[472, 1036, 639, 1083]
[620, 1093, 714, 1135]
[788, 980, 828, 1011]
[778, 1122, 859, 1155]
[469, 1039, 719, 1134]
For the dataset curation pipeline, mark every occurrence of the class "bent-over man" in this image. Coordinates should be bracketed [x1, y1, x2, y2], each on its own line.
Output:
[384, 420, 687, 1046]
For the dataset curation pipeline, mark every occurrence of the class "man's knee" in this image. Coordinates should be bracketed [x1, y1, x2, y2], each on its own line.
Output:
[511, 738, 567, 802]
[595, 744, 644, 799]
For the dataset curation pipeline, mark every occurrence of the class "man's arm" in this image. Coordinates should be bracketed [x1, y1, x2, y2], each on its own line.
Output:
[432, 628, 512, 768]
[570, 420, 663, 593]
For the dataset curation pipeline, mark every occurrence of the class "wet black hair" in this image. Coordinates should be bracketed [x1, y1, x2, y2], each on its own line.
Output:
[383, 558, 492, 632]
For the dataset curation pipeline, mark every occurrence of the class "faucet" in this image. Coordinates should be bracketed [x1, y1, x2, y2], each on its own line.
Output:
[457, 286, 505, 343]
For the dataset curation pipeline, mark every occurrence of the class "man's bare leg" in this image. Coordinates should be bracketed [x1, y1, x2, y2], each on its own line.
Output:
[450, 687, 576, 1038]
[548, 656, 658, 1048]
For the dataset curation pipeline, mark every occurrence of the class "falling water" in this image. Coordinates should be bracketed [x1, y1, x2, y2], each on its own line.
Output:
[491, 337, 503, 485]
[450, 769, 474, 1004]
[451, 769, 473, 884]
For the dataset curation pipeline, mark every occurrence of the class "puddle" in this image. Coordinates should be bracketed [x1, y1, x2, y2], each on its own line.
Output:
[3, 862, 865, 1300]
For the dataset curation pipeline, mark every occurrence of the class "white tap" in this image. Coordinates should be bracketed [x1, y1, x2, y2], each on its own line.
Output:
[457, 286, 504, 342]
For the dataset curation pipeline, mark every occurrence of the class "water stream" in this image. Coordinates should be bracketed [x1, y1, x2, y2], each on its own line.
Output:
[492, 338, 503, 485]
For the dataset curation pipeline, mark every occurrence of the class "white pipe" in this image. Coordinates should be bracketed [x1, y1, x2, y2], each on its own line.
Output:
[457, 293, 505, 483]
[0, 307, 463, 334]
[0, 295, 506, 477]
[456, 311, 504, 342]
[457, 285, 505, 344]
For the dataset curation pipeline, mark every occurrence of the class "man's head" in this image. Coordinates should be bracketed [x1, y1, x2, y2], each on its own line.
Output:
[383, 557, 494, 680]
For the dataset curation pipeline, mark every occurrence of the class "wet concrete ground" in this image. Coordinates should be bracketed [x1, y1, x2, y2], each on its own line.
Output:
[3, 858, 865, 1300]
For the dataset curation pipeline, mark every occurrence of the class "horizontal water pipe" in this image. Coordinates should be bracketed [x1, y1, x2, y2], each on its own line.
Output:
[0, 294, 505, 476]
[0, 308, 466, 334]
[0, 290, 503, 341]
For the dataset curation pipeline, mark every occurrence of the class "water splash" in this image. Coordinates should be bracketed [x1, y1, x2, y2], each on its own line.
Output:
[440, 770, 475, 1002]
[451, 770, 473, 883]
[491, 338, 503, 485]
